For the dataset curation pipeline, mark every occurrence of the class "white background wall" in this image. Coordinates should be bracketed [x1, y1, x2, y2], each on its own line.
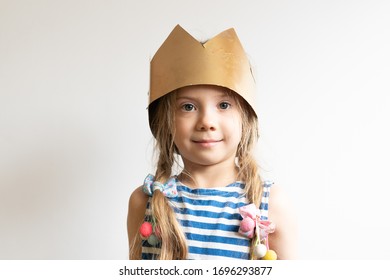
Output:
[1, 0, 389, 259]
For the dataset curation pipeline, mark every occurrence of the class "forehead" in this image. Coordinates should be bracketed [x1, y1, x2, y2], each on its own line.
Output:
[176, 85, 229, 99]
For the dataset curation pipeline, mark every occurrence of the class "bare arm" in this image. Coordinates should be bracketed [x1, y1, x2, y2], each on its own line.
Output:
[267, 184, 299, 260]
[127, 186, 149, 259]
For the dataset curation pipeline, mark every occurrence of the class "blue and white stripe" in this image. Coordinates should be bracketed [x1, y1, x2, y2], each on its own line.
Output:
[141, 177, 272, 260]
[259, 180, 273, 220]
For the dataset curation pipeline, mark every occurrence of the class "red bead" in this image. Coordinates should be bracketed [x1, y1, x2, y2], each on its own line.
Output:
[139, 222, 153, 238]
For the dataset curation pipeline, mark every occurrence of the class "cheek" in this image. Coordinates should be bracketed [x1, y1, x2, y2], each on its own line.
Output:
[233, 131, 243, 147]
[233, 120, 243, 145]
[228, 117, 242, 136]
[174, 119, 191, 146]
[175, 119, 187, 137]
[223, 120, 242, 146]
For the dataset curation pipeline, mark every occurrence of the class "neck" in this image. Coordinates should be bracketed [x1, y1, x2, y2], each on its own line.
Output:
[179, 158, 239, 188]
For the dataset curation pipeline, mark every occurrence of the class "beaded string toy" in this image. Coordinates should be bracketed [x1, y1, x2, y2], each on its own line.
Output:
[139, 174, 177, 246]
[238, 204, 277, 260]
[139, 217, 161, 246]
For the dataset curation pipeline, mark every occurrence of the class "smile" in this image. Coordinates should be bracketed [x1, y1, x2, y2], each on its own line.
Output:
[192, 139, 223, 148]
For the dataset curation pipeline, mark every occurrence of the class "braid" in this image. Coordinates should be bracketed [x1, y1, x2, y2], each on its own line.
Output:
[233, 90, 263, 259]
[149, 92, 188, 259]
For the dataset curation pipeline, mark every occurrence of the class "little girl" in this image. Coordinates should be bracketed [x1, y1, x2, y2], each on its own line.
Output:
[127, 25, 297, 260]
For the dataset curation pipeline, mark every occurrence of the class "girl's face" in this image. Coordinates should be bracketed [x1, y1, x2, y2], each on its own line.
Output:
[174, 85, 242, 169]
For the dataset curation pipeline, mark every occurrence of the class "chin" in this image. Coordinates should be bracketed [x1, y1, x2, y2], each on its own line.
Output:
[185, 156, 230, 167]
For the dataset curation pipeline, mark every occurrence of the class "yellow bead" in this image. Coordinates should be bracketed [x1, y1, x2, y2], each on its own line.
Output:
[262, 250, 277, 260]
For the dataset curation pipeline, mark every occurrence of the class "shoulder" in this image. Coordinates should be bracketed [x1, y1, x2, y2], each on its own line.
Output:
[129, 186, 149, 211]
[128, 186, 150, 225]
[267, 182, 299, 259]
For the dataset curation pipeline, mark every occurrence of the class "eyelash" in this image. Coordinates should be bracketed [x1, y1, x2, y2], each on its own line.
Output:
[180, 102, 232, 112]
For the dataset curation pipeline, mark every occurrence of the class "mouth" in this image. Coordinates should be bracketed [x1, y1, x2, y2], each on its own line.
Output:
[192, 139, 222, 143]
[192, 139, 223, 147]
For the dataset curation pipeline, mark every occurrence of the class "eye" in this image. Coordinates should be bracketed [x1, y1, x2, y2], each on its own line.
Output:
[182, 103, 196, 111]
[219, 102, 231, 110]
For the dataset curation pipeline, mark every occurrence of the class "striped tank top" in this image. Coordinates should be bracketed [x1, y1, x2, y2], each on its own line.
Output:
[141, 176, 273, 260]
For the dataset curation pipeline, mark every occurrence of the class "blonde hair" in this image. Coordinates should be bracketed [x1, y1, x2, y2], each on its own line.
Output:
[130, 87, 262, 259]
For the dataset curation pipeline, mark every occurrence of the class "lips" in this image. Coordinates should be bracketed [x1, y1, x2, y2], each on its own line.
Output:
[192, 139, 222, 143]
[192, 139, 222, 148]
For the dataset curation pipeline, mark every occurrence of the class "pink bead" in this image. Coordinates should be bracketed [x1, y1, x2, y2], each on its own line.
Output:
[154, 225, 162, 239]
[240, 217, 255, 232]
[139, 222, 153, 238]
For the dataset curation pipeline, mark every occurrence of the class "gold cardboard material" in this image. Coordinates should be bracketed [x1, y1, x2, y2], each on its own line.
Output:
[149, 24, 256, 115]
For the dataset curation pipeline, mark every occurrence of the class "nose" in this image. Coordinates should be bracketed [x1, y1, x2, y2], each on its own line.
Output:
[196, 108, 217, 131]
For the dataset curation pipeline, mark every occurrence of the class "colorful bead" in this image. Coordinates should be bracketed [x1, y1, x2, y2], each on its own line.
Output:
[139, 222, 153, 239]
[240, 217, 256, 232]
[262, 250, 277, 260]
[154, 225, 161, 239]
[253, 243, 267, 258]
[147, 234, 160, 246]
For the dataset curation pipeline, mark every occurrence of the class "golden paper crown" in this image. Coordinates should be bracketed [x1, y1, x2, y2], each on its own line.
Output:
[149, 24, 256, 115]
